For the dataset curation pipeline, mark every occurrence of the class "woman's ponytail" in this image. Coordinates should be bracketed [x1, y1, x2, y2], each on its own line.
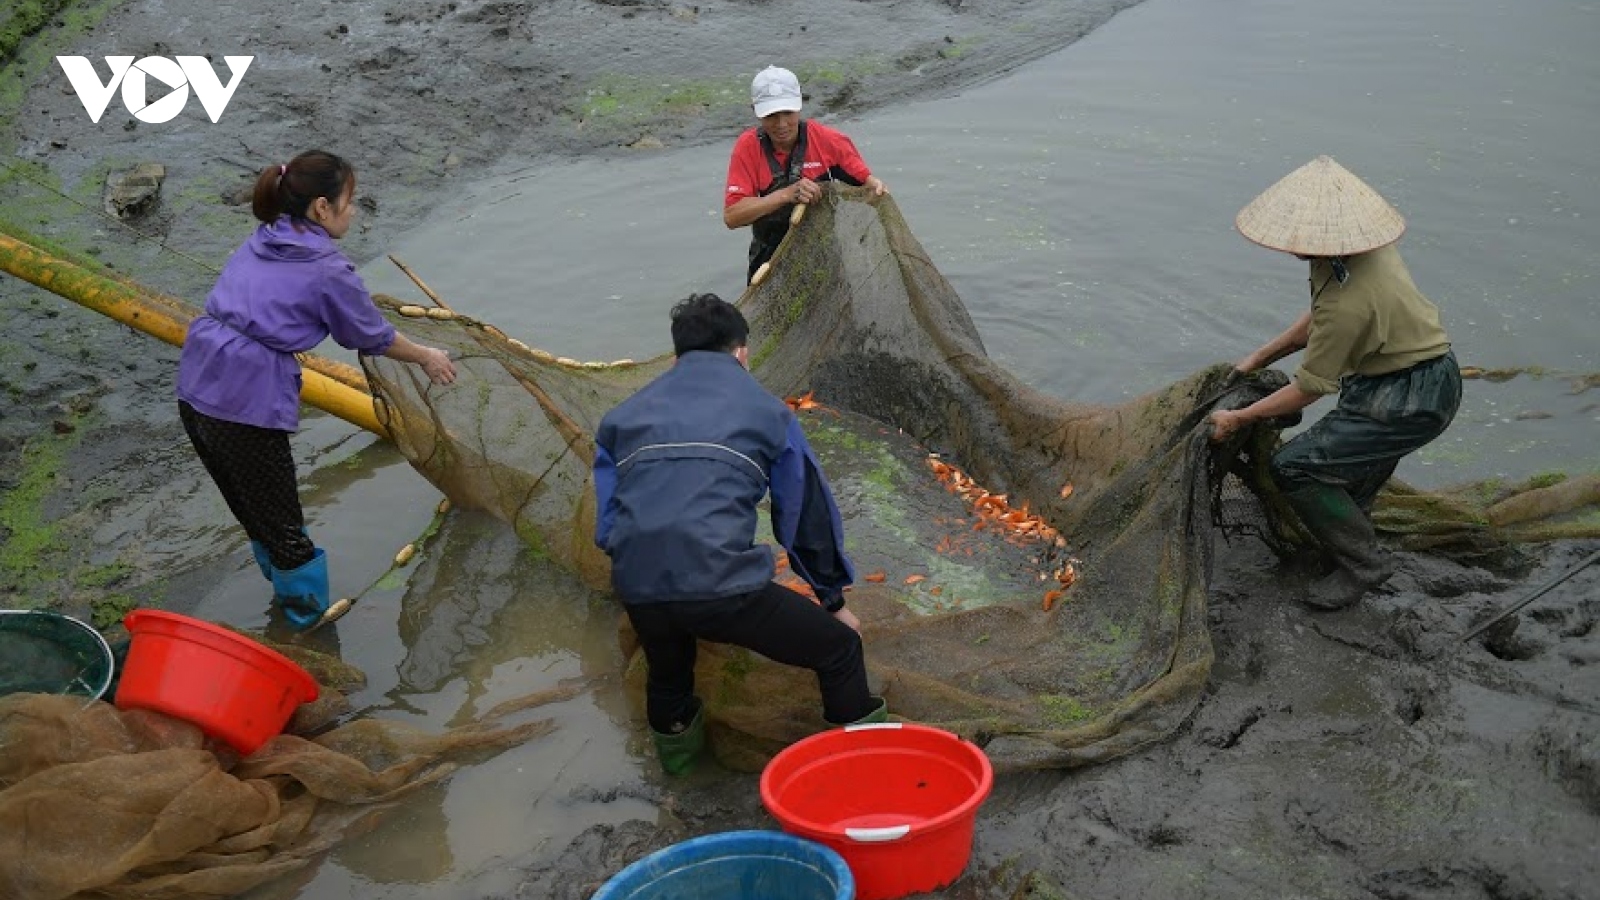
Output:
[250, 151, 355, 225]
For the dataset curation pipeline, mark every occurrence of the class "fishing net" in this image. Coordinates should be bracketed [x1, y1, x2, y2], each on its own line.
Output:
[2, 187, 1598, 897]
[360, 185, 1600, 771]
[0, 655, 582, 900]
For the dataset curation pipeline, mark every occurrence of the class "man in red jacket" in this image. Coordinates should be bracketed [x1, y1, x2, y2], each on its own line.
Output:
[724, 65, 888, 283]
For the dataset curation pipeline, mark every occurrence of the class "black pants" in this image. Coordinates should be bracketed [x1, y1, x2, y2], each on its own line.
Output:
[178, 401, 315, 570]
[1272, 351, 1463, 508]
[747, 233, 782, 283]
[624, 581, 874, 732]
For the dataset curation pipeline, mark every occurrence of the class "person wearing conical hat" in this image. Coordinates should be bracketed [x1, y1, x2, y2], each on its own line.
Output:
[724, 66, 888, 284]
[1210, 156, 1462, 610]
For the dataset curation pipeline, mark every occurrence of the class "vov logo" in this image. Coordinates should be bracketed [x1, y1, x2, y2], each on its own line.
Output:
[56, 56, 253, 124]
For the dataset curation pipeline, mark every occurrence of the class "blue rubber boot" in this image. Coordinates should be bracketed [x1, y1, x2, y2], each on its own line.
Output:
[249, 541, 272, 581]
[271, 548, 330, 630]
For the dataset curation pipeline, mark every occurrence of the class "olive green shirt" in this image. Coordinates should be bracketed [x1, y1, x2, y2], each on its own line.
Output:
[1294, 244, 1452, 396]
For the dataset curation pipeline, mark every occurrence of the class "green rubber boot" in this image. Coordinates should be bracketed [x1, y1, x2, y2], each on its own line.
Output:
[651, 705, 706, 776]
[1283, 485, 1396, 610]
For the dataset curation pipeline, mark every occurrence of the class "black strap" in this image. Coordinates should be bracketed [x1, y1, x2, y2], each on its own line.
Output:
[757, 120, 809, 194]
[748, 122, 812, 280]
[1309, 256, 1351, 301]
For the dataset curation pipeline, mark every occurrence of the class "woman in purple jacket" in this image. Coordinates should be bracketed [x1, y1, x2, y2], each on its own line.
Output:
[177, 149, 456, 631]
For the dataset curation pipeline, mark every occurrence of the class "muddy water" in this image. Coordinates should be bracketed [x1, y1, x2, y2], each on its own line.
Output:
[232, 0, 1598, 896]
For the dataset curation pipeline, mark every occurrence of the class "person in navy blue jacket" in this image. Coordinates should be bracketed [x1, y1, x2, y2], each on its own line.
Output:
[593, 293, 886, 773]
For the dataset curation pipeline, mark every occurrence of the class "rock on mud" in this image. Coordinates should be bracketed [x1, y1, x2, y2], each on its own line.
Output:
[102, 162, 166, 219]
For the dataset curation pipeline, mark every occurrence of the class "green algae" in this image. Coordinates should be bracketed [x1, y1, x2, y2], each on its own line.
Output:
[1, 0, 72, 63]
[0, 213, 105, 271]
[89, 591, 136, 628]
[0, 402, 153, 623]
[748, 332, 781, 372]
[572, 73, 744, 129]
[0, 420, 90, 605]
[793, 57, 893, 89]
[937, 35, 987, 60]
[1524, 471, 1568, 491]
[1037, 693, 1097, 726]
[74, 560, 131, 588]
[512, 518, 549, 561]
[806, 421, 918, 546]
[0, 0, 126, 144]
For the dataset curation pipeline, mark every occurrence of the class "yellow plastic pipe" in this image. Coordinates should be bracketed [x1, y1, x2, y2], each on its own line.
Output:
[0, 231, 386, 438]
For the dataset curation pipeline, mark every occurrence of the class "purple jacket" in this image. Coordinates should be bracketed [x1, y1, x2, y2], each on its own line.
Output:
[176, 217, 396, 431]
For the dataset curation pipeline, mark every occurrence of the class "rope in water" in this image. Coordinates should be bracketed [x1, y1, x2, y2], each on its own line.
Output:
[294, 258, 477, 636]
[297, 497, 452, 638]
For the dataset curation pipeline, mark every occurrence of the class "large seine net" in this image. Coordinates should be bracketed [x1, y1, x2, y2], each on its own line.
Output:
[3, 189, 1597, 898]
[362, 186, 1600, 771]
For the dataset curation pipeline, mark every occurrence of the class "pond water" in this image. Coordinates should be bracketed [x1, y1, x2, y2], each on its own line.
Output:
[364, 0, 1599, 486]
[213, 0, 1598, 895]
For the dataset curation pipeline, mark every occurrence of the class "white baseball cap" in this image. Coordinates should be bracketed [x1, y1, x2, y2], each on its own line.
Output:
[751, 66, 802, 118]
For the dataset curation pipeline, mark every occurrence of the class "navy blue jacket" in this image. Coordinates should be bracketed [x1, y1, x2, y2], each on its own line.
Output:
[593, 351, 855, 606]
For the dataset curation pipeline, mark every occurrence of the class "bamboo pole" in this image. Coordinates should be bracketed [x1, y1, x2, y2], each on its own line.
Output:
[0, 230, 386, 438]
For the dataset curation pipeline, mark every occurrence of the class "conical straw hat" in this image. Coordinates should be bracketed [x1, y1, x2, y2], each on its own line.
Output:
[1235, 155, 1406, 256]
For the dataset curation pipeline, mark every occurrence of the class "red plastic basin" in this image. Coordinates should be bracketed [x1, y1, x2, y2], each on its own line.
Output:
[116, 609, 318, 754]
[761, 722, 994, 900]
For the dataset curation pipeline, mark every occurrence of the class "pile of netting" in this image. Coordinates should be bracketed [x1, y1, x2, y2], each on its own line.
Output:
[362, 186, 1600, 771]
[0, 635, 584, 900]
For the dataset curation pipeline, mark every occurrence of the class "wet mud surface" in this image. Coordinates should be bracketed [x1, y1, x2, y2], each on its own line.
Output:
[3, 1, 1598, 898]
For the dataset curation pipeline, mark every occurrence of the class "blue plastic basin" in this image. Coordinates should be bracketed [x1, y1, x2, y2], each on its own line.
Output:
[592, 830, 854, 900]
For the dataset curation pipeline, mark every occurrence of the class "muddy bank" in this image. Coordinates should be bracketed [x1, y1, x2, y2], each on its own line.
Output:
[2, 1, 1598, 899]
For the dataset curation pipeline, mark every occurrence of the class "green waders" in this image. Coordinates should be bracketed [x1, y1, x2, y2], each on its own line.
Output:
[1282, 485, 1396, 609]
[1272, 351, 1462, 609]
